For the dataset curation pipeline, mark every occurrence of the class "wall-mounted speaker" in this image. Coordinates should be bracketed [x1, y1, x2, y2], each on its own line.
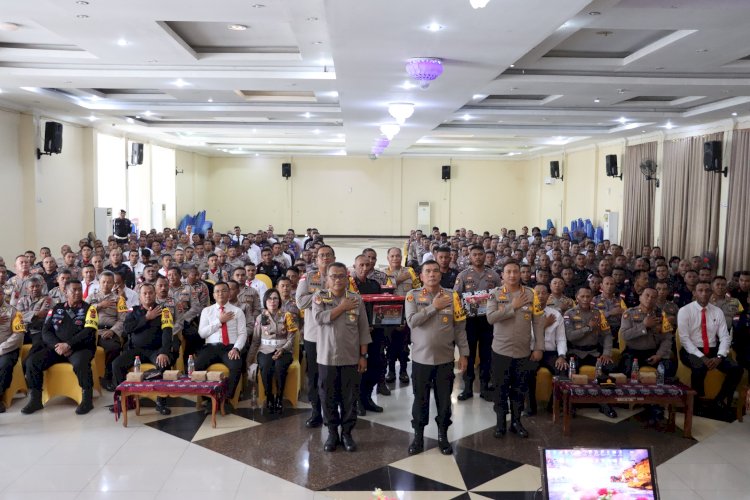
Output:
[703, 141, 722, 171]
[441, 165, 451, 180]
[605, 154, 622, 179]
[43, 121, 63, 154]
[282, 162, 292, 178]
[550, 160, 560, 179]
[130, 142, 144, 166]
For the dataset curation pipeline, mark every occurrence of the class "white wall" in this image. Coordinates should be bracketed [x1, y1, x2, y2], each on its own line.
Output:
[0, 109, 25, 260]
[96, 133, 127, 212]
[150, 145, 176, 230]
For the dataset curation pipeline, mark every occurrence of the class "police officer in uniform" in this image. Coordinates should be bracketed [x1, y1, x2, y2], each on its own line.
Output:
[113, 209, 132, 245]
[620, 286, 675, 379]
[593, 276, 627, 348]
[111, 283, 175, 415]
[454, 244, 501, 400]
[167, 266, 204, 367]
[296, 244, 335, 428]
[16, 276, 52, 351]
[87, 271, 128, 391]
[383, 247, 420, 387]
[710, 275, 744, 332]
[405, 260, 468, 455]
[0, 287, 25, 412]
[312, 262, 371, 452]
[486, 261, 545, 438]
[564, 286, 617, 418]
[22, 280, 98, 415]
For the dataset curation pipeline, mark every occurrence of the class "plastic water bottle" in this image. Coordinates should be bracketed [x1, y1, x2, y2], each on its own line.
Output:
[133, 356, 141, 373]
[630, 358, 640, 384]
[657, 362, 665, 385]
[568, 356, 576, 379]
[188, 355, 195, 376]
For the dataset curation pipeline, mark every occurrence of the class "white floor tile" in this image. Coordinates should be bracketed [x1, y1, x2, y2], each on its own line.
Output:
[75, 492, 156, 500]
[160, 445, 245, 491]
[84, 464, 175, 492]
[5, 465, 100, 492]
[655, 464, 690, 491]
[235, 466, 315, 499]
[0, 492, 78, 500]
[668, 463, 750, 491]
[473, 464, 541, 492]
[389, 447, 467, 490]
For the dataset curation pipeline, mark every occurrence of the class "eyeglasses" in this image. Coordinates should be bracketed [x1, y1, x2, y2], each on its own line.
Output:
[327, 274, 347, 281]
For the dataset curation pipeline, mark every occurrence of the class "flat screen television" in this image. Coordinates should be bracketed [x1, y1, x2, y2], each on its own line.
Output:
[540, 447, 659, 500]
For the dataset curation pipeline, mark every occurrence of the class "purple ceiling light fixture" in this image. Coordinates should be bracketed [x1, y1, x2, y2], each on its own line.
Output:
[405, 57, 443, 89]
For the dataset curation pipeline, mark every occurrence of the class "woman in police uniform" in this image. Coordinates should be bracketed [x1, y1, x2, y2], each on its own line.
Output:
[250, 288, 299, 413]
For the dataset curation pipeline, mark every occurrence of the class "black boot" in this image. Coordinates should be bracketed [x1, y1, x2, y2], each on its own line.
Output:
[155, 396, 171, 415]
[408, 427, 424, 455]
[437, 426, 453, 455]
[363, 397, 383, 413]
[324, 427, 340, 452]
[275, 394, 284, 414]
[526, 377, 538, 416]
[76, 387, 94, 415]
[510, 403, 529, 438]
[377, 381, 391, 396]
[266, 397, 275, 414]
[341, 431, 357, 452]
[494, 412, 507, 438]
[305, 405, 323, 428]
[480, 381, 492, 401]
[399, 370, 410, 384]
[355, 399, 366, 416]
[22, 389, 44, 415]
[385, 363, 396, 383]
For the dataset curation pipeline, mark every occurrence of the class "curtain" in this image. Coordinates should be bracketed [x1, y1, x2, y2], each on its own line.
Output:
[660, 132, 723, 261]
[724, 129, 750, 275]
[621, 141, 657, 252]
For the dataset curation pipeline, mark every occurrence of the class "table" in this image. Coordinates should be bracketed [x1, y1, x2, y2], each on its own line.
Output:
[552, 378, 695, 438]
[114, 377, 228, 427]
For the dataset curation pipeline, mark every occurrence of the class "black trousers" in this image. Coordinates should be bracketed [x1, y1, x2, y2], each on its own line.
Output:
[360, 328, 385, 401]
[411, 361, 455, 429]
[318, 364, 359, 432]
[181, 321, 204, 368]
[304, 340, 320, 410]
[98, 334, 122, 380]
[111, 348, 175, 385]
[25, 347, 94, 391]
[491, 352, 531, 415]
[679, 347, 743, 401]
[195, 343, 244, 398]
[386, 326, 410, 373]
[257, 350, 293, 398]
[621, 348, 676, 379]
[0, 349, 20, 393]
[465, 316, 493, 387]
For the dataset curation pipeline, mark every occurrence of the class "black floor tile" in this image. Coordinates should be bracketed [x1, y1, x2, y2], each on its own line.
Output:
[145, 410, 206, 441]
[453, 445, 524, 491]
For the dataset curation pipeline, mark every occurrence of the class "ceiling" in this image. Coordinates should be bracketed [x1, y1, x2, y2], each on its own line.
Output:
[1, 0, 749, 158]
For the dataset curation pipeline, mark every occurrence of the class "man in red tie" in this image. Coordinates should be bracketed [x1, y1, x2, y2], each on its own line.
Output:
[677, 281, 743, 415]
[196, 282, 248, 410]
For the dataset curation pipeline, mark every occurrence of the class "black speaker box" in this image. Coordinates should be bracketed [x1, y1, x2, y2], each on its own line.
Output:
[442, 165, 451, 180]
[130, 142, 144, 165]
[43, 121, 63, 154]
[703, 141, 721, 171]
[550, 160, 560, 179]
[605, 154, 617, 176]
[282, 162, 292, 178]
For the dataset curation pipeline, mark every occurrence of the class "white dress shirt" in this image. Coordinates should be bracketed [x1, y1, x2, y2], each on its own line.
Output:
[198, 302, 248, 351]
[677, 301, 731, 358]
[250, 278, 269, 299]
[122, 287, 139, 308]
[531, 306, 566, 355]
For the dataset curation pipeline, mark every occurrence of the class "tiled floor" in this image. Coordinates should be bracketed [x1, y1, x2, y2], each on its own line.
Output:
[1, 238, 748, 500]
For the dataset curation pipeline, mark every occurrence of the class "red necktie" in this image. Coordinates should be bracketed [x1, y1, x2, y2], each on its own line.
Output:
[701, 307, 710, 356]
[220, 306, 229, 346]
[83, 282, 89, 299]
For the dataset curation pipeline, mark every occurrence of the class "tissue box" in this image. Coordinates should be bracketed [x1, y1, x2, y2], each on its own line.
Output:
[206, 371, 226, 382]
[640, 372, 657, 385]
[610, 373, 627, 385]
[190, 370, 207, 382]
[126, 372, 144, 382]
[571, 374, 589, 385]
[163, 370, 180, 381]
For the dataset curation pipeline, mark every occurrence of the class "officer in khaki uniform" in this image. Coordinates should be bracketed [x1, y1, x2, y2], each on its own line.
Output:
[710, 275, 744, 333]
[87, 271, 128, 390]
[231, 267, 261, 326]
[405, 260, 468, 456]
[548, 277, 575, 314]
[0, 287, 26, 412]
[312, 262, 371, 453]
[454, 244, 501, 401]
[486, 261, 545, 439]
[167, 266, 204, 366]
[593, 276, 627, 348]
[296, 244, 335, 428]
[655, 281, 680, 329]
[564, 286, 617, 418]
[620, 287, 675, 379]
[15, 276, 52, 350]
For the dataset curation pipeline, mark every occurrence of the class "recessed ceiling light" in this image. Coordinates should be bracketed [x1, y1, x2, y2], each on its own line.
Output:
[135, 115, 141, 119]
[88, 95, 100, 101]
[732, 112, 738, 116]
[0, 22, 20, 31]
[207, 97, 213, 103]
[509, 64, 515, 68]
[88, 115, 97, 122]
[665, 121, 674, 129]
[588, 11, 601, 15]
[426, 22, 444, 32]
[76, 14, 89, 19]
[618, 116, 628, 124]
[313, 129, 321, 134]
[472, 94, 485, 100]
[303, 112, 311, 118]
[307, 16, 319, 21]
[126, 117, 135, 124]
[143, 110, 153, 117]
[252, 128, 257, 133]
[251, 3, 265, 7]
[173, 78, 189, 87]
[497, 120, 503, 123]
[228, 24, 248, 31]
[400, 80, 417, 90]
[462, 114, 471, 121]
[116, 38, 129, 46]
[642, 130, 647, 133]
[594, 98, 600, 103]
[255, 153, 259, 157]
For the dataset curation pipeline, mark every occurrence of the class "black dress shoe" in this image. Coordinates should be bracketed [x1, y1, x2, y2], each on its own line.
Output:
[101, 378, 117, 392]
[510, 420, 529, 438]
[341, 432, 357, 452]
[305, 414, 323, 428]
[324, 429, 340, 452]
[399, 372, 410, 384]
[155, 403, 172, 416]
[457, 391, 473, 401]
[385, 371, 396, 383]
[355, 400, 366, 416]
[599, 404, 617, 419]
[363, 398, 384, 413]
[377, 382, 391, 396]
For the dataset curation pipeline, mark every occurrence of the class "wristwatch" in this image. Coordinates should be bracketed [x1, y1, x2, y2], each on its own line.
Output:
[717, 354, 725, 359]
[360, 353, 368, 359]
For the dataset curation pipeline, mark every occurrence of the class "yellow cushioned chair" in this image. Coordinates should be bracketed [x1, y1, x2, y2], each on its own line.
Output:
[535, 367, 553, 403]
[675, 330, 725, 399]
[42, 354, 99, 405]
[202, 363, 243, 408]
[255, 273, 273, 290]
[257, 332, 301, 407]
[2, 344, 31, 408]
